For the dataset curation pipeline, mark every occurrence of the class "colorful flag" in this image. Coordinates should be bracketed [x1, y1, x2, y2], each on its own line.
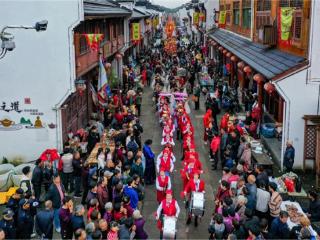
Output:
[280, 7, 294, 41]
[97, 56, 110, 108]
[132, 23, 141, 41]
[84, 34, 104, 51]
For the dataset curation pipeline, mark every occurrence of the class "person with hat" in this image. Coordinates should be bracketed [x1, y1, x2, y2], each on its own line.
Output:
[17, 198, 35, 239]
[0, 208, 16, 239]
[156, 168, 172, 203]
[6, 188, 23, 223]
[183, 170, 205, 226]
[156, 149, 174, 175]
[156, 190, 180, 236]
[133, 210, 148, 240]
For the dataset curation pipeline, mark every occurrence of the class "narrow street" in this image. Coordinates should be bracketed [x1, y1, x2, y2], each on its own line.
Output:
[140, 87, 222, 239]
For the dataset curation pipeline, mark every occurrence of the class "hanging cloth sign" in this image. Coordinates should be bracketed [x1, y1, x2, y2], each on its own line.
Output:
[219, 11, 226, 25]
[280, 7, 294, 40]
[199, 12, 206, 22]
[132, 23, 141, 41]
[193, 12, 200, 25]
[84, 34, 104, 51]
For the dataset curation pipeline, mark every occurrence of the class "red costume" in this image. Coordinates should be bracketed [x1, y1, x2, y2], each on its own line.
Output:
[210, 136, 221, 154]
[156, 175, 170, 203]
[184, 179, 205, 195]
[220, 113, 230, 130]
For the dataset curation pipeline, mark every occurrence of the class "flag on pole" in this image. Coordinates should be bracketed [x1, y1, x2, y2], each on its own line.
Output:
[97, 56, 111, 109]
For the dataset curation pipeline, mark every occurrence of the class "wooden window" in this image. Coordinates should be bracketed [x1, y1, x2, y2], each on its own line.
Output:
[233, 1, 240, 25]
[79, 35, 89, 54]
[242, 0, 251, 29]
[292, 9, 302, 40]
[280, 0, 303, 8]
[226, 4, 231, 24]
[257, 0, 271, 11]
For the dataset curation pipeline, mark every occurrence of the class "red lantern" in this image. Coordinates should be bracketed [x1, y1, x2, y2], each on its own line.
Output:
[115, 52, 123, 60]
[264, 82, 276, 95]
[243, 66, 252, 76]
[219, 46, 224, 51]
[253, 73, 264, 84]
[237, 61, 245, 69]
[75, 79, 86, 96]
[231, 56, 237, 62]
[223, 49, 228, 55]
[226, 52, 232, 58]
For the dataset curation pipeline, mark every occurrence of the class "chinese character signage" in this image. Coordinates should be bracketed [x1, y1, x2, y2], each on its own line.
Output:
[132, 23, 141, 41]
[193, 12, 200, 25]
[219, 11, 226, 25]
[0, 99, 47, 131]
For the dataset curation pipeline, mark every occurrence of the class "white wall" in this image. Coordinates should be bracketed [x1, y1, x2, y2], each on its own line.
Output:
[0, 0, 83, 162]
[204, 0, 219, 30]
[308, 0, 320, 83]
[276, 70, 320, 169]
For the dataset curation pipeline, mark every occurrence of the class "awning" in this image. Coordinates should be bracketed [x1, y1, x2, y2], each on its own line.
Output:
[208, 28, 307, 80]
[130, 8, 146, 20]
[84, 0, 132, 18]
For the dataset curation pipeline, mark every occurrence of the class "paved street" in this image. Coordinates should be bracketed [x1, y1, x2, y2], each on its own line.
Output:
[140, 87, 222, 239]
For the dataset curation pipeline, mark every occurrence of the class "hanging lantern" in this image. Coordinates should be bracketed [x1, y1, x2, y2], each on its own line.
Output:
[115, 52, 123, 61]
[213, 42, 217, 47]
[75, 78, 86, 96]
[264, 82, 276, 95]
[243, 66, 252, 76]
[226, 52, 232, 58]
[237, 61, 245, 69]
[218, 46, 224, 51]
[105, 62, 112, 69]
[231, 55, 237, 62]
[253, 73, 264, 84]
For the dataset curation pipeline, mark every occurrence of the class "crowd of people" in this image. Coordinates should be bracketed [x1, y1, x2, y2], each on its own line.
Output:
[1, 22, 320, 240]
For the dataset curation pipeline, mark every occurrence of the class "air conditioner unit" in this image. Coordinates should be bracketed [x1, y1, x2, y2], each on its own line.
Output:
[258, 25, 276, 46]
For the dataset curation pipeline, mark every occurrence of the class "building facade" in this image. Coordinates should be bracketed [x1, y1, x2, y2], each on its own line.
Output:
[208, 0, 320, 170]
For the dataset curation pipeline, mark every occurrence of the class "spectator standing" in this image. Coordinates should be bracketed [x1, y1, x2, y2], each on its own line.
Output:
[268, 182, 282, 223]
[61, 148, 74, 194]
[283, 140, 295, 172]
[35, 200, 54, 239]
[133, 210, 148, 240]
[0, 209, 16, 239]
[31, 159, 43, 201]
[45, 173, 65, 233]
[71, 205, 85, 235]
[72, 151, 83, 198]
[59, 196, 73, 239]
[269, 211, 290, 239]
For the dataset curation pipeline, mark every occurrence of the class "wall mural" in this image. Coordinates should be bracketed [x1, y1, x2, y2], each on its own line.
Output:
[0, 99, 48, 131]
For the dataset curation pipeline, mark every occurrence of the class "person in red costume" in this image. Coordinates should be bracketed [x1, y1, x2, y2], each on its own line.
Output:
[156, 168, 172, 203]
[182, 170, 205, 226]
[210, 133, 221, 170]
[156, 190, 180, 238]
[156, 149, 174, 174]
[180, 161, 199, 189]
[203, 109, 213, 143]
[183, 148, 199, 163]
[220, 113, 230, 130]
[182, 154, 203, 173]
[182, 121, 194, 138]
[161, 124, 175, 146]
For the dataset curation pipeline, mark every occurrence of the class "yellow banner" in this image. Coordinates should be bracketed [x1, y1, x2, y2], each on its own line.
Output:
[193, 12, 200, 25]
[281, 7, 294, 40]
[132, 23, 140, 41]
[219, 11, 226, 24]
[153, 17, 159, 28]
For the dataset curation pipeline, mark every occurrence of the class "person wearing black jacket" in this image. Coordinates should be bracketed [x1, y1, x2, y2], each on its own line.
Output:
[35, 200, 54, 239]
[45, 174, 65, 233]
[17, 199, 36, 239]
[87, 126, 100, 154]
[32, 159, 43, 201]
[6, 188, 23, 223]
[306, 190, 320, 221]
[0, 209, 16, 239]
[72, 151, 83, 198]
[133, 119, 143, 148]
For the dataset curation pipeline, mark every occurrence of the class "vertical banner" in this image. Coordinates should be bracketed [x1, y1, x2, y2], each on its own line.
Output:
[193, 12, 200, 25]
[219, 11, 226, 25]
[280, 7, 294, 40]
[132, 23, 141, 41]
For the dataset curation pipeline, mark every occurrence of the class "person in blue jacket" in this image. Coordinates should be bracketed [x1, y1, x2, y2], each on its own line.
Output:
[123, 177, 139, 210]
[283, 140, 295, 172]
[143, 139, 156, 185]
